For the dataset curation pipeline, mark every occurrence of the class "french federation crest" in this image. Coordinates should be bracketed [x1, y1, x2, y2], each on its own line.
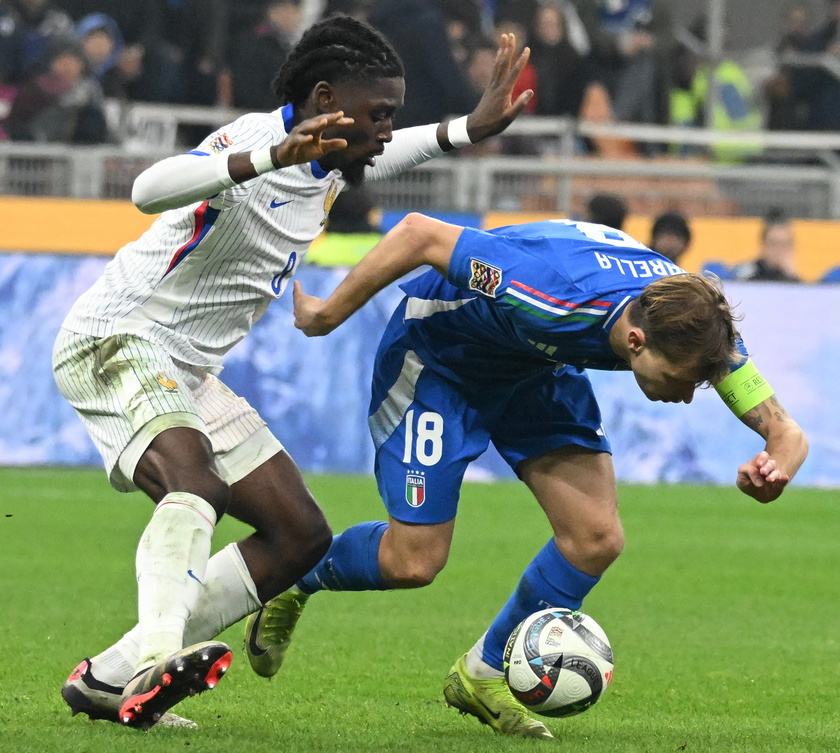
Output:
[405, 471, 426, 507]
[469, 258, 502, 297]
[321, 180, 340, 226]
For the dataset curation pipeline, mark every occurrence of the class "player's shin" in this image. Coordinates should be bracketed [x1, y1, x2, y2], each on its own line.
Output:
[135, 493, 216, 669]
[467, 539, 600, 677]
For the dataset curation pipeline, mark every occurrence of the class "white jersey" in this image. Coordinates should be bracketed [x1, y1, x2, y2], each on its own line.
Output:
[61, 104, 442, 373]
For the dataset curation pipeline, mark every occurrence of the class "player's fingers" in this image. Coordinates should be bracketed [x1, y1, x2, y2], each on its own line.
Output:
[752, 450, 771, 468]
[510, 45, 531, 79]
[319, 138, 348, 153]
[496, 33, 518, 73]
[508, 89, 535, 116]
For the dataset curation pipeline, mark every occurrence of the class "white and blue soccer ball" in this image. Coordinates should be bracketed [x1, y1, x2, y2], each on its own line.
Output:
[503, 608, 614, 718]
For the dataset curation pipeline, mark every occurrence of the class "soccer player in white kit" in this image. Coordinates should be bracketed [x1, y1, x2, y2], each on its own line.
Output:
[52, 15, 534, 730]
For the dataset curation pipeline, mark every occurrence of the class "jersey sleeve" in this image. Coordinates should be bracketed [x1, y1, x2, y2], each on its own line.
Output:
[366, 124, 443, 181]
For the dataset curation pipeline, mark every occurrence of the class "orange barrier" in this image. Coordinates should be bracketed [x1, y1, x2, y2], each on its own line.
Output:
[485, 212, 840, 282]
[0, 197, 157, 255]
[1, 198, 839, 282]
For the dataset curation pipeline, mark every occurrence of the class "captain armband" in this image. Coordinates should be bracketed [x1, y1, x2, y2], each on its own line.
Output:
[714, 360, 775, 417]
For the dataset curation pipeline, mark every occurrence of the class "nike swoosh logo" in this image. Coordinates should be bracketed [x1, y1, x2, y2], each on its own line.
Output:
[246, 608, 269, 656]
[477, 698, 502, 720]
[187, 569, 204, 585]
[270, 199, 292, 209]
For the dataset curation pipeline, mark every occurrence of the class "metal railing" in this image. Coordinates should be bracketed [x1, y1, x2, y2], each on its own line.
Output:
[3, 102, 840, 219]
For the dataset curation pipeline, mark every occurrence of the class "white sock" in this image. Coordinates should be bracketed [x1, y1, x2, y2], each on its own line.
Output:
[135, 492, 217, 670]
[90, 543, 260, 687]
[466, 633, 504, 680]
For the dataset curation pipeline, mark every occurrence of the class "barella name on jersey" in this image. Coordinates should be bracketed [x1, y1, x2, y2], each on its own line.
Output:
[594, 252, 682, 278]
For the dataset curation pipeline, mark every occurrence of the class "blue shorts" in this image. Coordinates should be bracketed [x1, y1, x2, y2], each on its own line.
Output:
[368, 308, 611, 525]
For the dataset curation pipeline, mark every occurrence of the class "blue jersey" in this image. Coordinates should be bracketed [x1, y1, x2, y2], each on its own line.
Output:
[397, 219, 685, 383]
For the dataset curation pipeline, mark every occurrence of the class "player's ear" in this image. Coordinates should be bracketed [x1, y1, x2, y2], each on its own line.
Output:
[312, 81, 337, 113]
[627, 328, 646, 354]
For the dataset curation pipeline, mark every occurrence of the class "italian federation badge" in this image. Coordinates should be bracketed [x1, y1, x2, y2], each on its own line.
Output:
[405, 470, 426, 507]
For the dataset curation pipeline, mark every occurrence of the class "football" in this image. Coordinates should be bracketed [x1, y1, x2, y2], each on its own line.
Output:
[503, 608, 614, 718]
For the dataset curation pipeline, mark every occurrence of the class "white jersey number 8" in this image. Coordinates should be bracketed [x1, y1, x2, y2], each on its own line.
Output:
[552, 219, 649, 250]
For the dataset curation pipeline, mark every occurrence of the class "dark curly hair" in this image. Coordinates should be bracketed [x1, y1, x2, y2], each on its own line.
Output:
[272, 14, 404, 106]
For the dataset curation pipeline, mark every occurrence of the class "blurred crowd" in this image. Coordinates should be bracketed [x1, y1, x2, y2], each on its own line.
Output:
[1, 0, 839, 148]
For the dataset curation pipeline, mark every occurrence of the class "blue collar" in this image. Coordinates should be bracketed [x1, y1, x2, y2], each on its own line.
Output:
[280, 103, 332, 179]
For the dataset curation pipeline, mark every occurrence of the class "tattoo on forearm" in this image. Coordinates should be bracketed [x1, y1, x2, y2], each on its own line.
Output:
[743, 396, 787, 432]
[770, 395, 787, 423]
[743, 406, 764, 431]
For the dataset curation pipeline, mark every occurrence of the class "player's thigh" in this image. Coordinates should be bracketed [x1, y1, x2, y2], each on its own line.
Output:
[520, 446, 620, 541]
[491, 366, 623, 564]
[369, 348, 489, 527]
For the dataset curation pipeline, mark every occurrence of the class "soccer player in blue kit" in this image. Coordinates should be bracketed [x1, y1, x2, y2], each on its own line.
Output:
[247, 213, 809, 738]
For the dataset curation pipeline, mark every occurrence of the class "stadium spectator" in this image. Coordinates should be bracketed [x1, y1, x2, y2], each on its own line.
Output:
[800, 0, 840, 130]
[55, 0, 182, 103]
[53, 17, 532, 730]
[573, 0, 674, 127]
[0, 0, 74, 85]
[74, 12, 125, 97]
[228, 0, 303, 111]
[165, 0, 228, 106]
[367, 0, 481, 129]
[649, 210, 692, 264]
[528, 2, 592, 118]
[733, 207, 801, 282]
[667, 18, 763, 163]
[3, 38, 110, 142]
[248, 213, 808, 739]
[584, 192, 628, 230]
[765, 1, 814, 131]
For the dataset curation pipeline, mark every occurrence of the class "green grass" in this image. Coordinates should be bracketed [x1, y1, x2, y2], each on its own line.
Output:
[1, 467, 838, 752]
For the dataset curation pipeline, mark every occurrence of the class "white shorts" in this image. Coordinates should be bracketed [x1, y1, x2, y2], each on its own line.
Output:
[52, 329, 283, 492]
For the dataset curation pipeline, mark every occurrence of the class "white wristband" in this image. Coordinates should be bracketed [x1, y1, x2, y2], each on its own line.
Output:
[447, 116, 473, 148]
[215, 153, 236, 189]
[250, 147, 276, 175]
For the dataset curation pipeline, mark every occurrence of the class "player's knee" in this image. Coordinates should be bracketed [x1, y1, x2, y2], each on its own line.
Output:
[583, 523, 625, 569]
[190, 476, 232, 518]
[385, 552, 447, 588]
[297, 518, 333, 572]
[561, 522, 624, 574]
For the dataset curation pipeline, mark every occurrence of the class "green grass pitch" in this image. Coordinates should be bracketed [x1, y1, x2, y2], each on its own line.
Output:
[1, 467, 838, 753]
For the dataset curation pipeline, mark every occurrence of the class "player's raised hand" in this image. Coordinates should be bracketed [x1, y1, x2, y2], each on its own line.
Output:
[464, 33, 534, 143]
[293, 280, 334, 337]
[736, 450, 791, 503]
[274, 112, 354, 168]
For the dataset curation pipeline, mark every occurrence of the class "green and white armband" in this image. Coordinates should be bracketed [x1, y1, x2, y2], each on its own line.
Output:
[714, 360, 775, 417]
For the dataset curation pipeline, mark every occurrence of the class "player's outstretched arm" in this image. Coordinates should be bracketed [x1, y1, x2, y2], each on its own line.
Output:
[294, 213, 463, 336]
[133, 112, 353, 214]
[735, 394, 808, 503]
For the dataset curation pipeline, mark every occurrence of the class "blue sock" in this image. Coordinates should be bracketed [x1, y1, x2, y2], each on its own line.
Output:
[297, 521, 388, 594]
[481, 539, 601, 670]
